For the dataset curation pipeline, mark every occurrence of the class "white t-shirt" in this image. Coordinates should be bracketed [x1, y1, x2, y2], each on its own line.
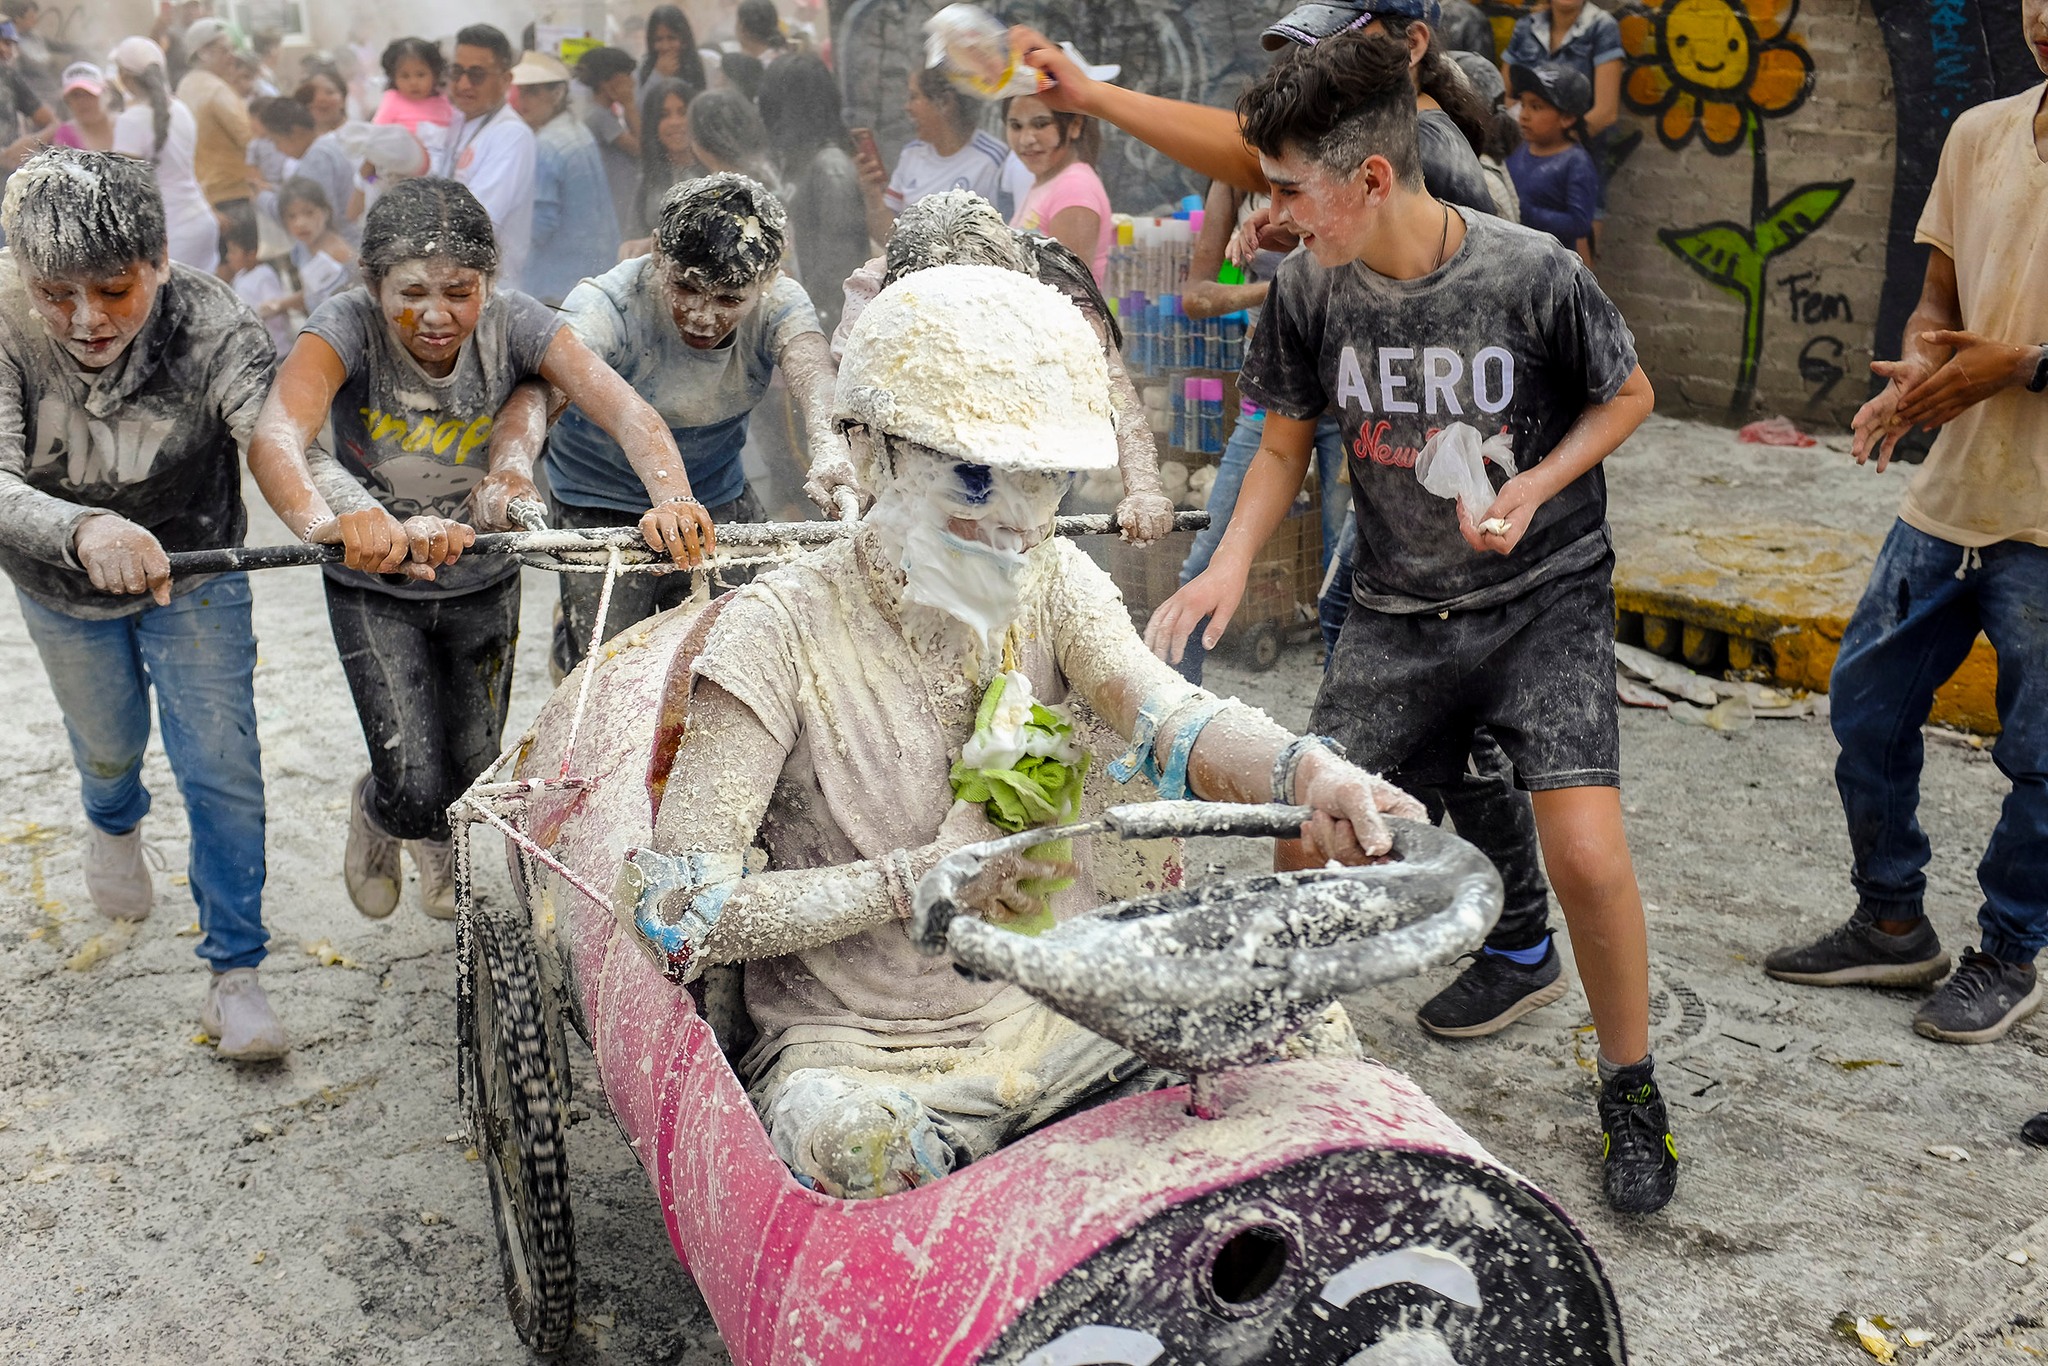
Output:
[231, 261, 293, 356]
[426, 103, 537, 292]
[112, 99, 218, 274]
[883, 129, 1010, 216]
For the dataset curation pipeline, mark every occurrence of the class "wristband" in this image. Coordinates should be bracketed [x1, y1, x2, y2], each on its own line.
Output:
[1156, 697, 1233, 801]
[2029, 345, 2048, 394]
[1273, 734, 1347, 806]
[1108, 681, 1201, 787]
[656, 494, 705, 510]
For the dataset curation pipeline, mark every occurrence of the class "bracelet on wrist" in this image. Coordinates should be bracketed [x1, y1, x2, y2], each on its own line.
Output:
[2027, 344, 2048, 394]
[1273, 734, 1347, 807]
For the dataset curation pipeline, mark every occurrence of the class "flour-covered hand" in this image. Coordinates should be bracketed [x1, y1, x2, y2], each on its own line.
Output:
[401, 515, 475, 573]
[1459, 472, 1547, 555]
[641, 498, 715, 568]
[1851, 356, 1930, 471]
[73, 514, 172, 606]
[1894, 330, 2038, 430]
[1115, 489, 1176, 546]
[931, 799, 1072, 925]
[804, 449, 867, 520]
[1295, 751, 1426, 863]
[465, 468, 542, 533]
[310, 506, 415, 577]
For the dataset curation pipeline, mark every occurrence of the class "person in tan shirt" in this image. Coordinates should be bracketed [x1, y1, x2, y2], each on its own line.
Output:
[173, 17, 251, 210]
[1764, 0, 2048, 1064]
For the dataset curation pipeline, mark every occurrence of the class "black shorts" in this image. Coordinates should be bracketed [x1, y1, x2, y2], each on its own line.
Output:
[1308, 556, 1620, 792]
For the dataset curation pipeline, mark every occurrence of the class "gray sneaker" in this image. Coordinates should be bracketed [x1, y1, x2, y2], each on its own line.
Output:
[410, 837, 458, 920]
[345, 773, 400, 919]
[1912, 949, 2043, 1044]
[1763, 912, 1949, 987]
[83, 823, 154, 921]
[201, 968, 289, 1061]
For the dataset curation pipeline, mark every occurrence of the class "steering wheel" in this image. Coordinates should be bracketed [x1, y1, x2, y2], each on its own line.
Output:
[911, 803, 1504, 1074]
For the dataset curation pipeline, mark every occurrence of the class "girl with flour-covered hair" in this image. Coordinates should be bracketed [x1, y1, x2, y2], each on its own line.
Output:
[246, 176, 716, 923]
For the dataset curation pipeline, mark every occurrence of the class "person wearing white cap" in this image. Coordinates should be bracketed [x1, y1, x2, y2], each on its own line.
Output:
[510, 49, 617, 306]
[423, 24, 535, 291]
[628, 262, 1422, 1198]
[173, 16, 253, 210]
[51, 62, 113, 152]
[108, 37, 217, 273]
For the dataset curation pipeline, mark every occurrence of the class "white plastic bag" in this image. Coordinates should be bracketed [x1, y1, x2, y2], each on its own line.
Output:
[1414, 423, 1517, 525]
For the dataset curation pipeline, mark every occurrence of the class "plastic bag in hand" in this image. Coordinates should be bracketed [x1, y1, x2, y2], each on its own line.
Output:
[331, 120, 427, 177]
[1414, 423, 1517, 523]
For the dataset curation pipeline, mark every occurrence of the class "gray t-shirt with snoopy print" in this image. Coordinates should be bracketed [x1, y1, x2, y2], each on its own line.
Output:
[304, 284, 563, 598]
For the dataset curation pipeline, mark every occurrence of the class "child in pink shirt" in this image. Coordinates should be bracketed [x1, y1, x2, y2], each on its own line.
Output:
[1004, 94, 1113, 285]
[372, 37, 454, 136]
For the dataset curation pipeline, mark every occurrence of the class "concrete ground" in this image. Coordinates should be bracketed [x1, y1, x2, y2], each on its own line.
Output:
[0, 416, 2042, 1364]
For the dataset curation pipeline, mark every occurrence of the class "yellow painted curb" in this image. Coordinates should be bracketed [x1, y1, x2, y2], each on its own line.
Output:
[1612, 523, 1999, 735]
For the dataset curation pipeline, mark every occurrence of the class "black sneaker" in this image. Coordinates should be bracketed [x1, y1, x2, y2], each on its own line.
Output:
[1598, 1063, 1679, 1215]
[1763, 912, 1949, 987]
[1911, 949, 2042, 1043]
[1417, 942, 1569, 1038]
[2022, 1112, 2048, 1148]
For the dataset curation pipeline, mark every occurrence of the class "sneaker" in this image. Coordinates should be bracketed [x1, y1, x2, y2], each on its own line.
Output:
[345, 773, 400, 919]
[410, 837, 458, 920]
[2022, 1112, 2048, 1148]
[1911, 949, 2042, 1044]
[1417, 942, 1569, 1038]
[82, 823, 154, 921]
[1763, 912, 1949, 987]
[1598, 1062, 1679, 1215]
[201, 968, 289, 1061]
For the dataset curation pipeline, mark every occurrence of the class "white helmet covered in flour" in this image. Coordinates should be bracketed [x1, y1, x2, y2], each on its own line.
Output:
[835, 263, 1119, 473]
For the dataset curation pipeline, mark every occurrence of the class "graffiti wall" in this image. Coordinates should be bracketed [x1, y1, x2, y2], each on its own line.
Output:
[833, 0, 2041, 427]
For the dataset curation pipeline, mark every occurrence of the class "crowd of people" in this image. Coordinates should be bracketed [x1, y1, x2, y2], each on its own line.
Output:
[0, 0, 2042, 1243]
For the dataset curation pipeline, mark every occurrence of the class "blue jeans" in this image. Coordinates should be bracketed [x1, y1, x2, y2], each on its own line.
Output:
[1173, 411, 1348, 685]
[16, 576, 269, 971]
[1832, 520, 2048, 965]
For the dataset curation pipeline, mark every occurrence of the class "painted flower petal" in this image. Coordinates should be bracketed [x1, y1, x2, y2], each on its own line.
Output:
[1699, 97, 1747, 148]
[1748, 41, 1815, 114]
[1748, 0, 1799, 42]
[1660, 91, 1700, 147]
[1627, 61, 1675, 110]
[1618, 10, 1657, 57]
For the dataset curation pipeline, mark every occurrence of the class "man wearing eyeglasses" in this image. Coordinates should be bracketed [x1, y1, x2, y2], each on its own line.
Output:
[426, 25, 536, 290]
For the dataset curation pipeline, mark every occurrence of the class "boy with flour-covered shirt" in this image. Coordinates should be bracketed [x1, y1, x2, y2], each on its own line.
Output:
[1148, 28, 1676, 1215]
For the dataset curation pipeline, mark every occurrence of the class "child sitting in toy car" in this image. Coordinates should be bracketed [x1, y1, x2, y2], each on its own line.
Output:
[629, 264, 1424, 1198]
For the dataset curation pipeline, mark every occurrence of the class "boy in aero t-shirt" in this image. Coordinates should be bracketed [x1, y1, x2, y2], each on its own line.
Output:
[1147, 28, 1675, 1215]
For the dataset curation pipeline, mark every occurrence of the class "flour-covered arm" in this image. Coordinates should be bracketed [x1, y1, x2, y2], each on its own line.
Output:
[1050, 546, 1425, 861]
[780, 327, 861, 516]
[638, 677, 1034, 981]
[0, 351, 107, 567]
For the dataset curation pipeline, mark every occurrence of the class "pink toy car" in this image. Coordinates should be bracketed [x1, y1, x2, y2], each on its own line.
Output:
[450, 598, 1629, 1364]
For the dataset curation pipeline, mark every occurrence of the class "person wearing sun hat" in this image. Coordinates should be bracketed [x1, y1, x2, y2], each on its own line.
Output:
[509, 48, 618, 305]
[173, 15, 255, 211]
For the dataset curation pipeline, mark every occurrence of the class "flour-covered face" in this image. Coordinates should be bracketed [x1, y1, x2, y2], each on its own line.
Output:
[377, 258, 489, 372]
[27, 257, 169, 369]
[1262, 146, 1386, 268]
[875, 442, 1075, 646]
[662, 263, 766, 351]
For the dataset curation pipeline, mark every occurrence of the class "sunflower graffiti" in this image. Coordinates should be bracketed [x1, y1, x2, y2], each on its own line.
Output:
[1620, 0, 1850, 413]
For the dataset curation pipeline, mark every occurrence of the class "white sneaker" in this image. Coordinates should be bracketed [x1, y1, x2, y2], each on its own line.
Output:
[83, 823, 154, 921]
[345, 773, 400, 919]
[410, 837, 458, 920]
[201, 968, 288, 1061]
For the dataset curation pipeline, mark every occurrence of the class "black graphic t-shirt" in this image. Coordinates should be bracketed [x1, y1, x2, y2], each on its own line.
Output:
[305, 285, 563, 597]
[1241, 209, 1637, 612]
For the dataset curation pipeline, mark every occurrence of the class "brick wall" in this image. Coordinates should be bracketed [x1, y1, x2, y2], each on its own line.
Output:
[1595, 0, 1898, 428]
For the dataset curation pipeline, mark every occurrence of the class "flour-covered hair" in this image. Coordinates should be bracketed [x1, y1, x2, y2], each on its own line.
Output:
[654, 172, 787, 290]
[358, 177, 498, 287]
[2, 148, 167, 279]
[881, 189, 1021, 287]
